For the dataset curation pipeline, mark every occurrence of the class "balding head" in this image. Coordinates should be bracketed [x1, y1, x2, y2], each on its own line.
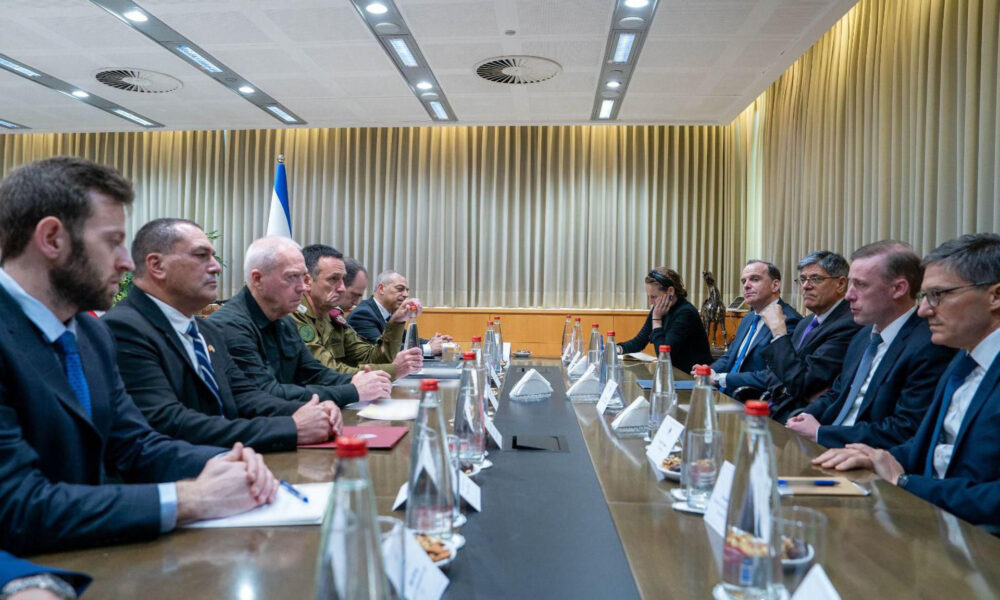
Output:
[374, 269, 409, 312]
[244, 236, 307, 321]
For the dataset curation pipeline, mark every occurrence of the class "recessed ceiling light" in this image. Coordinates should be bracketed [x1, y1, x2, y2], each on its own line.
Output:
[0, 119, 24, 129]
[238, 85, 255, 94]
[113, 108, 154, 127]
[0, 57, 41, 78]
[429, 101, 448, 120]
[71, 90, 90, 98]
[122, 9, 148, 22]
[176, 45, 223, 73]
[366, 2, 388, 14]
[598, 99, 615, 119]
[624, 0, 649, 7]
[606, 81, 621, 89]
[388, 38, 418, 67]
[416, 81, 433, 90]
[266, 105, 299, 123]
[613, 33, 636, 63]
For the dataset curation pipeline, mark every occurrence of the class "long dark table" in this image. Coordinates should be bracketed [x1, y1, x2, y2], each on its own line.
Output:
[30, 359, 1000, 599]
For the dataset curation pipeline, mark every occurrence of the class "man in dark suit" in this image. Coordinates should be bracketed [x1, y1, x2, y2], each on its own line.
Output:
[1, 550, 90, 599]
[104, 218, 340, 452]
[347, 270, 451, 355]
[758, 251, 861, 419]
[787, 242, 954, 445]
[814, 233, 1000, 530]
[696, 260, 802, 393]
[0, 157, 277, 555]
[209, 236, 392, 407]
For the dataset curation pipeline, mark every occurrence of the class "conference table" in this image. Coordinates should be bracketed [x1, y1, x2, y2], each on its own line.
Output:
[34, 359, 1000, 599]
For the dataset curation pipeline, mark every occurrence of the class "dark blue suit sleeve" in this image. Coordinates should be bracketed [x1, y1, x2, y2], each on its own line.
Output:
[0, 551, 91, 594]
[346, 303, 384, 345]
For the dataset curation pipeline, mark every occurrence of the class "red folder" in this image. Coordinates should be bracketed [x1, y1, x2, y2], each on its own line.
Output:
[299, 425, 409, 450]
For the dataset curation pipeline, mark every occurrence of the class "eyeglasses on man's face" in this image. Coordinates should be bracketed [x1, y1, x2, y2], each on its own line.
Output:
[916, 282, 995, 307]
[797, 275, 839, 286]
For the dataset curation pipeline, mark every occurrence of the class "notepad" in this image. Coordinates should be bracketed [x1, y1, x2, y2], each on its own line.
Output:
[636, 379, 694, 391]
[299, 426, 408, 450]
[623, 352, 656, 362]
[183, 482, 332, 528]
[358, 399, 420, 421]
[777, 477, 870, 496]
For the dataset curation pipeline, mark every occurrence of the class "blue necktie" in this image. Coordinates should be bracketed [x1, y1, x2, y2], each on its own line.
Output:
[832, 331, 883, 425]
[54, 331, 92, 418]
[730, 313, 760, 373]
[923, 352, 979, 476]
[186, 321, 223, 413]
[795, 317, 820, 350]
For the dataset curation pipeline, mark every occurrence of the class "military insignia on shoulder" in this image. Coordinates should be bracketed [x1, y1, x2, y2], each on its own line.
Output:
[334, 314, 348, 327]
[298, 324, 316, 342]
[296, 304, 308, 314]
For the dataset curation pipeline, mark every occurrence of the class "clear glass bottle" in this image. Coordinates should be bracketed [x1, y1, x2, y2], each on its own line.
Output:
[587, 323, 604, 370]
[454, 352, 486, 465]
[315, 436, 391, 600]
[685, 364, 719, 432]
[470, 335, 483, 367]
[571, 317, 584, 359]
[483, 321, 498, 373]
[493, 316, 505, 370]
[560, 314, 573, 364]
[719, 401, 782, 600]
[601, 330, 624, 412]
[402, 306, 420, 351]
[601, 330, 619, 387]
[649, 344, 678, 436]
[405, 379, 454, 538]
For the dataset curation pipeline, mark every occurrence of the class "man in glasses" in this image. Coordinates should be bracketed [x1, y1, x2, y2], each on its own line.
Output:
[813, 233, 1000, 531]
[786, 242, 953, 444]
[757, 251, 861, 420]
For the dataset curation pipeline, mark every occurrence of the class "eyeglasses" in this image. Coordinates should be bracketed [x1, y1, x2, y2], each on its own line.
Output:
[916, 282, 995, 307]
[797, 275, 839, 286]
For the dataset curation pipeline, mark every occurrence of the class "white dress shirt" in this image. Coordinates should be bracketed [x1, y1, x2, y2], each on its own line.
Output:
[841, 307, 916, 426]
[147, 293, 207, 370]
[375, 297, 432, 356]
[717, 298, 780, 389]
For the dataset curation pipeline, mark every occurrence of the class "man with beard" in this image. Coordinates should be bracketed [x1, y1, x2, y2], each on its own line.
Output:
[291, 245, 422, 378]
[104, 219, 340, 451]
[0, 157, 278, 555]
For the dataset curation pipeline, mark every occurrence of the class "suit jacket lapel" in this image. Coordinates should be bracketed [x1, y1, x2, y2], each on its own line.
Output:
[856, 315, 917, 418]
[950, 353, 1000, 459]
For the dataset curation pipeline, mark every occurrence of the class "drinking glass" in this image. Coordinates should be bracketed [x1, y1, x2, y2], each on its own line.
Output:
[683, 428, 720, 510]
[778, 506, 827, 593]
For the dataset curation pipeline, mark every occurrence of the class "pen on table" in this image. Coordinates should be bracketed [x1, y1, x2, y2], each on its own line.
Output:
[778, 479, 839, 486]
[280, 480, 309, 503]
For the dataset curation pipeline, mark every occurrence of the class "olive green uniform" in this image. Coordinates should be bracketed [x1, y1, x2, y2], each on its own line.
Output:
[291, 300, 403, 378]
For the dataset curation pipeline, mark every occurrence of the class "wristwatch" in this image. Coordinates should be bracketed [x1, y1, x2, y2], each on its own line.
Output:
[896, 474, 909, 489]
[0, 574, 77, 600]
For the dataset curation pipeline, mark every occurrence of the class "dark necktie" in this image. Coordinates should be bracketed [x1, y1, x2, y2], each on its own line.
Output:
[54, 331, 92, 418]
[923, 352, 979, 476]
[832, 331, 883, 425]
[795, 317, 820, 350]
[731, 313, 760, 373]
[186, 321, 223, 413]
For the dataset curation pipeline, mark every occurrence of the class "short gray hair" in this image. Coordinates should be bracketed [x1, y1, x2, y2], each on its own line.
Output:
[797, 251, 849, 278]
[923, 233, 1000, 285]
[243, 236, 302, 284]
[376, 269, 399, 288]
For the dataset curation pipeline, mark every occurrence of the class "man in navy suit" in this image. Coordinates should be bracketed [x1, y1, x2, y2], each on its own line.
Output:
[104, 218, 340, 451]
[347, 270, 451, 355]
[696, 260, 802, 393]
[759, 252, 862, 418]
[0, 157, 278, 555]
[0, 551, 90, 598]
[787, 242, 954, 446]
[815, 233, 1000, 530]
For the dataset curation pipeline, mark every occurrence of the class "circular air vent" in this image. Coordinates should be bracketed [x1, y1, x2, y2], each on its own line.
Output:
[474, 55, 561, 85]
[93, 68, 182, 93]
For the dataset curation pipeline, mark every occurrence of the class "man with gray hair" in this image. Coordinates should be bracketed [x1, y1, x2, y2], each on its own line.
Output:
[758, 250, 862, 419]
[787, 241, 954, 445]
[347, 269, 452, 356]
[210, 236, 392, 408]
[813, 233, 1000, 531]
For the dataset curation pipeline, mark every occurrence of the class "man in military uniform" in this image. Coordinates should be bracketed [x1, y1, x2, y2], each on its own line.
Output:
[292, 245, 423, 379]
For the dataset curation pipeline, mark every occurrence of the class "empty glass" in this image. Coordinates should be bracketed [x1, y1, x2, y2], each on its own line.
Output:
[683, 429, 721, 511]
[778, 506, 827, 593]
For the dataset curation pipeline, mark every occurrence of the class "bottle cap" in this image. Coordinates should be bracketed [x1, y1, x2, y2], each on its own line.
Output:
[592, 323, 600, 328]
[494, 316, 501, 321]
[575, 317, 582, 321]
[566, 314, 572, 319]
[695, 365, 712, 376]
[745, 401, 770, 416]
[420, 379, 439, 391]
[462, 352, 476, 360]
[606, 331, 615, 337]
[487, 320, 493, 325]
[335, 436, 367, 458]
[659, 345, 670, 352]
[471, 336, 482, 342]
[409, 306, 417, 312]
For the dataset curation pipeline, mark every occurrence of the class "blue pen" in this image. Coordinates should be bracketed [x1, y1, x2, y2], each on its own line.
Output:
[280, 480, 309, 503]
[778, 479, 838, 486]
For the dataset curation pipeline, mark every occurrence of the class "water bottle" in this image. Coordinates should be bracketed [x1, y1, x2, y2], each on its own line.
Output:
[454, 352, 486, 465]
[470, 335, 483, 366]
[685, 365, 719, 432]
[560, 314, 573, 363]
[493, 316, 505, 370]
[571, 318, 584, 359]
[483, 321, 498, 373]
[649, 344, 678, 437]
[719, 401, 782, 600]
[601, 330, 624, 412]
[587, 323, 603, 371]
[402, 306, 420, 351]
[315, 436, 391, 600]
[601, 330, 620, 387]
[405, 379, 454, 538]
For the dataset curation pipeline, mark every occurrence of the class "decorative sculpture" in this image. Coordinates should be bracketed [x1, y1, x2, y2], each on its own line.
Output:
[700, 270, 728, 351]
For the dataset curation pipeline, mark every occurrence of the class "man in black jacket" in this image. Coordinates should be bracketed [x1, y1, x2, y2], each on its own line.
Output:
[210, 236, 391, 407]
[104, 219, 339, 452]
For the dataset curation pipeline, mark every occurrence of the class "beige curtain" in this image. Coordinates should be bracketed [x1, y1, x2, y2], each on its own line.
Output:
[754, 0, 1000, 305]
[0, 125, 747, 308]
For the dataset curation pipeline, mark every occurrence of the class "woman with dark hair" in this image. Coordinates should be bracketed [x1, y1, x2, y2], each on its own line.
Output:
[617, 267, 713, 373]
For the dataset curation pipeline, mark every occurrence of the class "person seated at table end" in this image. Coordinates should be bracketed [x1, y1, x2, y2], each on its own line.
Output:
[347, 269, 452, 356]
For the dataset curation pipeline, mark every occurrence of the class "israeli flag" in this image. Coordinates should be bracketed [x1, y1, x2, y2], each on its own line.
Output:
[266, 158, 292, 238]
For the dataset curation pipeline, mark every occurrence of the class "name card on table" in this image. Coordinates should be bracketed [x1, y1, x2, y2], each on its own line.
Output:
[645, 416, 684, 481]
[458, 471, 482, 512]
[596, 380, 619, 415]
[486, 386, 499, 411]
[702, 461, 736, 537]
[393, 482, 408, 510]
[389, 529, 449, 600]
[790, 565, 841, 600]
[485, 415, 503, 448]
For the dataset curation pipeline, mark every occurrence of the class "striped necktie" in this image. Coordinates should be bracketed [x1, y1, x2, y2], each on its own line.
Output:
[54, 331, 92, 418]
[186, 321, 223, 413]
